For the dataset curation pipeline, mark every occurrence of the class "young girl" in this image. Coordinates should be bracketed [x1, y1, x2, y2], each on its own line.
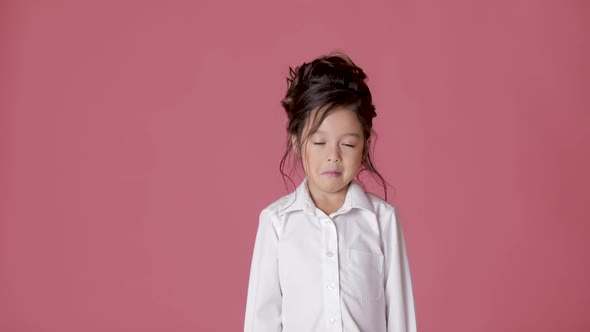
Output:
[244, 53, 417, 332]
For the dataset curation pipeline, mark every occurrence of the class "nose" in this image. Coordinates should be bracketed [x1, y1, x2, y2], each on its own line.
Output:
[328, 157, 340, 162]
[327, 145, 341, 163]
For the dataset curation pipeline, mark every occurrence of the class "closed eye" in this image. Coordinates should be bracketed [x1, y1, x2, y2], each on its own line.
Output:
[342, 144, 355, 147]
[313, 142, 326, 145]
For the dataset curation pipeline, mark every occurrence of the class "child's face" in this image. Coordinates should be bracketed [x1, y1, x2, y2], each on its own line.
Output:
[299, 108, 365, 200]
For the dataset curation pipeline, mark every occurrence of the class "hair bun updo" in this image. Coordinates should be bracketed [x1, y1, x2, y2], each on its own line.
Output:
[281, 53, 376, 131]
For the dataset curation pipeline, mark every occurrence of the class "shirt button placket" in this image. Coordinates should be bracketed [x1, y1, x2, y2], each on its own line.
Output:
[321, 217, 342, 331]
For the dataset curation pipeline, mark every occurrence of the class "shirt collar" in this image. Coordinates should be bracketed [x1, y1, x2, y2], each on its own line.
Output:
[278, 178, 375, 216]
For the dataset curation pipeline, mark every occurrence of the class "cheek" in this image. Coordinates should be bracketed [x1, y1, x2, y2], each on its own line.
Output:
[300, 149, 316, 172]
[302, 145, 319, 162]
[348, 149, 364, 165]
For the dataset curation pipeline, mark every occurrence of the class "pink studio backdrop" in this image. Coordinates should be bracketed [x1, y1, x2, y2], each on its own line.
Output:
[1, 1, 589, 331]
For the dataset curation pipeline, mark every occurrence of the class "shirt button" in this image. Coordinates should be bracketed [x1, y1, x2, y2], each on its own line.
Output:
[326, 251, 334, 257]
[327, 283, 335, 290]
[330, 318, 337, 324]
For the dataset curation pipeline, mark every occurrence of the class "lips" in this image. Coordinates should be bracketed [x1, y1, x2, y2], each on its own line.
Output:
[322, 170, 342, 176]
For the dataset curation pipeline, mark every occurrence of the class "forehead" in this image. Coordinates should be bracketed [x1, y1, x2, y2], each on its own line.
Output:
[306, 107, 363, 135]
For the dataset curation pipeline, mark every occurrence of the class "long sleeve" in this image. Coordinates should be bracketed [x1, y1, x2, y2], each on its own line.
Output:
[384, 208, 417, 332]
[244, 209, 282, 332]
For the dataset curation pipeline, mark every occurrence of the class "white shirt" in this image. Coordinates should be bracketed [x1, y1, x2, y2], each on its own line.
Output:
[244, 179, 417, 332]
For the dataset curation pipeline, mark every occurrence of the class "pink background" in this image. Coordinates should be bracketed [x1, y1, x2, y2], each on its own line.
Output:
[1, 1, 589, 331]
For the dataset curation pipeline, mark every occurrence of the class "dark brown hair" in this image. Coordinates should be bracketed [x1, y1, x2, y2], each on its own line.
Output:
[279, 52, 390, 200]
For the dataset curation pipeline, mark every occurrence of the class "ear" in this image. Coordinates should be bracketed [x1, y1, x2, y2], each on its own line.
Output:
[364, 137, 372, 160]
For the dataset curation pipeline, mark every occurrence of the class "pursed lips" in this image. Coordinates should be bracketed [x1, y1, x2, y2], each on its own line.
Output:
[321, 170, 342, 176]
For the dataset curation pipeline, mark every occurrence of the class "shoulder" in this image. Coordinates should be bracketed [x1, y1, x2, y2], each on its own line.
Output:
[259, 191, 297, 217]
[364, 193, 407, 244]
[365, 192, 399, 226]
[366, 192, 396, 215]
[256, 192, 297, 236]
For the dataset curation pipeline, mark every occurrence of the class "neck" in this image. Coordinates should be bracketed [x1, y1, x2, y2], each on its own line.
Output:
[307, 183, 349, 215]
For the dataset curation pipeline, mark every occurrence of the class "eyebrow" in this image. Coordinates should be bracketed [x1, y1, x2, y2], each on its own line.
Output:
[312, 130, 362, 138]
